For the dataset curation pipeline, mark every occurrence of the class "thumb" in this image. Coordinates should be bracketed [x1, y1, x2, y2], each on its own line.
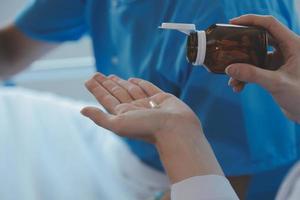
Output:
[225, 63, 278, 91]
[81, 106, 115, 131]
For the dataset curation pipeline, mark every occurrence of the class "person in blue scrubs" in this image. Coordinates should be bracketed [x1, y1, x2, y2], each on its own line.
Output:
[2, 0, 299, 199]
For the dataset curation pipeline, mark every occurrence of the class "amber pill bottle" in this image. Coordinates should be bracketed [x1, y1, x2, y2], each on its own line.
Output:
[186, 24, 269, 74]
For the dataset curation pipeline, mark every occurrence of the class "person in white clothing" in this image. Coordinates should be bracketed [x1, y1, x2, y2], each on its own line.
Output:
[81, 14, 300, 200]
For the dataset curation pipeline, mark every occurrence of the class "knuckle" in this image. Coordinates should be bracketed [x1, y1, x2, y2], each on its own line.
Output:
[117, 79, 126, 85]
[164, 92, 174, 98]
[90, 87, 99, 94]
[267, 72, 284, 93]
[265, 15, 277, 25]
[128, 86, 141, 95]
[128, 85, 137, 92]
[85, 80, 97, 91]
[273, 73, 286, 91]
[102, 80, 111, 86]
[139, 80, 148, 87]
[243, 14, 255, 20]
[102, 95, 115, 106]
[267, 15, 276, 22]
[233, 66, 241, 78]
[111, 86, 122, 93]
[249, 70, 260, 83]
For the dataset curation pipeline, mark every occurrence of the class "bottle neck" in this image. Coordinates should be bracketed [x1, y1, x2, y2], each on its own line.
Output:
[194, 31, 206, 66]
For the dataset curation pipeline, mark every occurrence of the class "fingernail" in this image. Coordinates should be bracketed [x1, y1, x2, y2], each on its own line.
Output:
[95, 72, 104, 77]
[93, 73, 106, 81]
[81, 108, 90, 117]
[108, 75, 118, 81]
[225, 66, 233, 75]
[229, 17, 239, 22]
[93, 73, 100, 78]
[80, 109, 87, 116]
[128, 78, 138, 84]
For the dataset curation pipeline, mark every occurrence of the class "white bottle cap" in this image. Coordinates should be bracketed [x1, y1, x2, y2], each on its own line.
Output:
[159, 23, 196, 35]
[194, 31, 207, 67]
[159, 23, 207, 68]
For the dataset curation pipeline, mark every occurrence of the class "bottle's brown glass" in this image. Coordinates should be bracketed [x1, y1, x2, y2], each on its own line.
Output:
[187, 24, 270, 74]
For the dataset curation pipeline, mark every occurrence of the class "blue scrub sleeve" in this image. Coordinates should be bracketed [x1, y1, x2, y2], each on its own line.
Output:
[15, 0, 87, 42]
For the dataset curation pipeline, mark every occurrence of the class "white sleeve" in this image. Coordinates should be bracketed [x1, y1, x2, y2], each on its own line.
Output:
[171, 175, 239, 200]
[276, 162, 300, 200]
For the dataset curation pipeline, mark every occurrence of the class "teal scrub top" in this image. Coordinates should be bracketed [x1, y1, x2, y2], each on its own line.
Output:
[16, 0, 300, 175]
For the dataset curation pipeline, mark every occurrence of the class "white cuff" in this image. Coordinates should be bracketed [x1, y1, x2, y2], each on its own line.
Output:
[171, 175, 239, 200]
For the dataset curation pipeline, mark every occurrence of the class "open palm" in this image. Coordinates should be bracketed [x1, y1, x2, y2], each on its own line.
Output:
[81, 73, 200, 143]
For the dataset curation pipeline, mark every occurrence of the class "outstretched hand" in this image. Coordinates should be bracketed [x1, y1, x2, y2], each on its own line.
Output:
[81, 73, 201, 143]
[81, 73, 222, 183]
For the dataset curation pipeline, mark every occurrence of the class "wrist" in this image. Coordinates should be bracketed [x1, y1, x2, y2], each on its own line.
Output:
[154, 112, 202, 144]
[154, 124, 224, 184]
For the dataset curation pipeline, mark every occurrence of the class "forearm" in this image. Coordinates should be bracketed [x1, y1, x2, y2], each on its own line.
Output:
[0, 29, 13, 79]
[0, 25, 57, 80]
[155, 126, 224, 184]
[0, 28, 33, 80]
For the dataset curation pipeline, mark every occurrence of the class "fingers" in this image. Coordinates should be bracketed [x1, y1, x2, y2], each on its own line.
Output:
[85, 74, 120, 114]
[228, 78, 246, 92]
[85, 73, 168, 115]
[129, 78, 163, 96]
[108, 75, 148, 100]
[230, 15, 296, 47]
[81, 107, 116, 131]
[94, 73, 133, 103]
[225, 63, 279, 92]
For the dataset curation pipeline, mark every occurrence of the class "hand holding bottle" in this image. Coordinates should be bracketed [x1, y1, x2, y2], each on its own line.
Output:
[226, 14, 300, 123]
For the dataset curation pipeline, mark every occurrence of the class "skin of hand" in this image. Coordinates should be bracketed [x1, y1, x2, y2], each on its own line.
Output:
[81, 73, 223, 184]
[225, 14, 300, 123]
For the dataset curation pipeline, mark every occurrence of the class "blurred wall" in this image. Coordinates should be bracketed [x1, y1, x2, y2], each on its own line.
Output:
[0, 0, 95, 102]
[0, 0, 93, 60]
